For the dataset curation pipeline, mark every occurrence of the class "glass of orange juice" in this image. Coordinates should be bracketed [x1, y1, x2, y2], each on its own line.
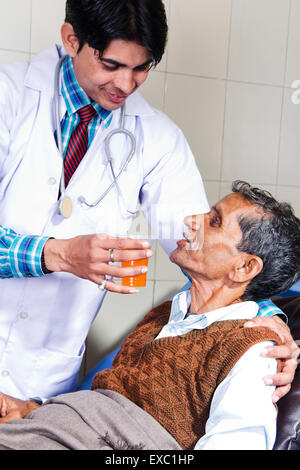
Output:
[121, 256, 149, 287]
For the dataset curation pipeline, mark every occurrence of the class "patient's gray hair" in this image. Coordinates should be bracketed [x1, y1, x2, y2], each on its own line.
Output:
[232, 181, 300, 301]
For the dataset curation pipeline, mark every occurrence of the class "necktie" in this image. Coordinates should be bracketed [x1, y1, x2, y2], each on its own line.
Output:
[64, 104, 96, 187]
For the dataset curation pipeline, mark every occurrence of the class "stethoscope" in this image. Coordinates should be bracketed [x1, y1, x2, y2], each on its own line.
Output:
[54, 55, 137, 219]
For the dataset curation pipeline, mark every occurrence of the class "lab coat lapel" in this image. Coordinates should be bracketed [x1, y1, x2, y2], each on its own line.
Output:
[125, 89, 155, 117]
[24, 44, 66, 93]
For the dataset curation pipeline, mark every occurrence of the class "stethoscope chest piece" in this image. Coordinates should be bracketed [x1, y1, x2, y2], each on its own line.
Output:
[59, 196, 73, 219]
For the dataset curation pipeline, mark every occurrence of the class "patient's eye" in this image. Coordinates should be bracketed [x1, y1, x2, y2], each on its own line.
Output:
[209, 206, 222, 228]
[209, 214, 221, 227]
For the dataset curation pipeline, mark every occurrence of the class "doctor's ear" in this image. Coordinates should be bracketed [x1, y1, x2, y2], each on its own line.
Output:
[61, 23, 80, 57]
[229, 254, 263, 284]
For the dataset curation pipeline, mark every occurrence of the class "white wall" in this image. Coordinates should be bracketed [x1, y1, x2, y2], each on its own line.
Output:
[0, 0, 299, 375]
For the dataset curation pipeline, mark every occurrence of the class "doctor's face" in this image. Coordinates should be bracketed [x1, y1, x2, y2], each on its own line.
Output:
[71, 39, 152, 111]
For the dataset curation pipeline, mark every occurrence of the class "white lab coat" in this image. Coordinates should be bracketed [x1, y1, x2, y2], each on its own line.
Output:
[0, 45, 209, 400]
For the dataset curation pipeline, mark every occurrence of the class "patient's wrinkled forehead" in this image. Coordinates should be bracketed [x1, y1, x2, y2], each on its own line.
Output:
[218, 193, 264, 222]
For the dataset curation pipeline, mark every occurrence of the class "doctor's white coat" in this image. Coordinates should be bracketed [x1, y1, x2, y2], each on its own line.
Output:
[0, 45, 209, 400]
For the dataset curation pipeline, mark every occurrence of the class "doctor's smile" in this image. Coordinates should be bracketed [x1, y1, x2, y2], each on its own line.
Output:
[104, 91, 128, 105]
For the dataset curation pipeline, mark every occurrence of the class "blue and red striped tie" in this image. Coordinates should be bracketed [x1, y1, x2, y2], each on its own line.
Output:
[64, 104, 96, 187]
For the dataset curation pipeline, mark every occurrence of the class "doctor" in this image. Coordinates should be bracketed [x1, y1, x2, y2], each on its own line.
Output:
[0, 0, 210, 401]
[0, 0, 296, 406]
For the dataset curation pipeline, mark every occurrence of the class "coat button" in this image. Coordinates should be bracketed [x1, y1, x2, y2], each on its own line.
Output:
[19, 312, 29, 319]
[1, 370, 10, 377]
[48, 177, 57, 185]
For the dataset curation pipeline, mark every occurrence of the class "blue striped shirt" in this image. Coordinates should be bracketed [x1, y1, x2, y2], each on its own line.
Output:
[257, 299, 287, 321]
[0, 54, 112, 278]
[59, 55, 112, 155]
[0, 227, 48, 278]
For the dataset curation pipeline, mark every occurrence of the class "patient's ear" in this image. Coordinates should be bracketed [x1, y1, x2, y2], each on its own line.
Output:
[229, 254, 263, 283]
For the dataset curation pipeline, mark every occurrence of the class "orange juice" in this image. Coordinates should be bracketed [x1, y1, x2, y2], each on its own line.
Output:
[121, 257, 149, 287]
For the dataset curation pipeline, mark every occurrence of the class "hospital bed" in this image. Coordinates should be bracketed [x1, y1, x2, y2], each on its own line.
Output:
[78, 281, 300, 450]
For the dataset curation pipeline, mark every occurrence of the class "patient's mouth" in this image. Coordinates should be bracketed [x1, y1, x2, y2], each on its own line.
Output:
[177, 239, 188, 248]
[183, 230, 196, 250]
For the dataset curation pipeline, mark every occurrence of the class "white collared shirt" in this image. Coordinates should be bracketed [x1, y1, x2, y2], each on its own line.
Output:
[156, 290, 278, 450]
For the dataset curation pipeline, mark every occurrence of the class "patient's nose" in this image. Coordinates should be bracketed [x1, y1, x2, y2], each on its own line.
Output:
[184, 215, 202, 232]
[184, 214, 205, 250]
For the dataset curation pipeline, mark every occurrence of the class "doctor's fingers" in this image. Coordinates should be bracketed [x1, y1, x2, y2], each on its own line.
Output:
[101, 279, 140, 295]
[264, 355, 298, 403]
[261, 342, 300, 361]
[94, 234, 151, 251]
[0, 408, 29, 423]
[0, 392, 15, 417]
[0, 395, 7, 417]
[107, 248, 152, 263]
[100, 262, 148, 279]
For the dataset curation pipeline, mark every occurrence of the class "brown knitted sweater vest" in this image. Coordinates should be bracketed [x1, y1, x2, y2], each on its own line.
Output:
[92, 301, 282, 450]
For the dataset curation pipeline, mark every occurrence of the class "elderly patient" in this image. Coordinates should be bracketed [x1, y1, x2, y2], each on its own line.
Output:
[0, 181, 299, 451]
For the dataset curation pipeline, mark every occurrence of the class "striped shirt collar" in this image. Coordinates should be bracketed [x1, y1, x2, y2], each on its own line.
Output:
[61, 55, 112, 128]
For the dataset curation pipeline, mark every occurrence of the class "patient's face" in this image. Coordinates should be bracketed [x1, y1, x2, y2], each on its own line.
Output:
[170, 193, 258, 281]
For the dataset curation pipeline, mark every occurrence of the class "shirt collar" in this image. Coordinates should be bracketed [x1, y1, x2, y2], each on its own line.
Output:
[61, 55, 112, 128]
[169, 289, 258, 329]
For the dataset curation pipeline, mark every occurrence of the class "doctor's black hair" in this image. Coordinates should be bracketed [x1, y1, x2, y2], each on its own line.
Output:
[65, 0, 168, 66]
[232, 180, 300, 301]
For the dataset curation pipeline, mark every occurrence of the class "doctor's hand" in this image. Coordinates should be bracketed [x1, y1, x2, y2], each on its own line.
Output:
[43, 234, 152, 293]
[0, 392, 40, 423]
[244, 315, 299, 403]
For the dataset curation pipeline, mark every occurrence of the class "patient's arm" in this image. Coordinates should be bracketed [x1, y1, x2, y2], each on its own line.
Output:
[0, 392, 40, 423]
[244, 316, 299, 402]
[195, 341, 278, 450]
